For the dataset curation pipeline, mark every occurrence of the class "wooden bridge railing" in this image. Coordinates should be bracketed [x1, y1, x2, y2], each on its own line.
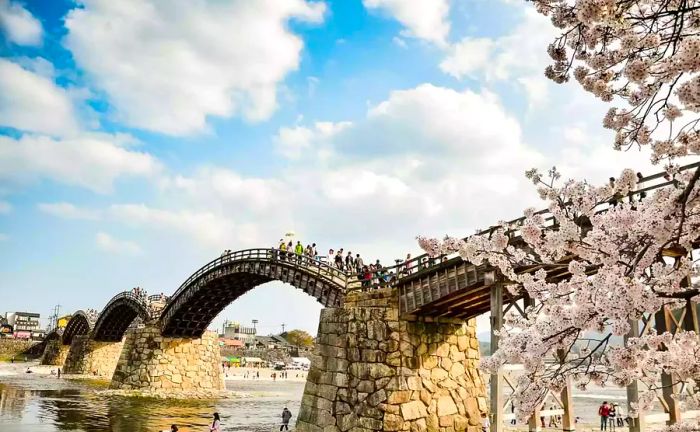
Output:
[165, 248, 351, 303]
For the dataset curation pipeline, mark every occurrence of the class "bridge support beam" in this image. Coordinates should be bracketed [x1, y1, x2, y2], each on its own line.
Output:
[40, 340, 70, 366]
[109, 324, 224, 394]
[62, 334, 124, 378]
[297, 288, 487, 432]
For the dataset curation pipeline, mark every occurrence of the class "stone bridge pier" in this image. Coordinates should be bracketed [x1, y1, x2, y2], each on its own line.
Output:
[109, 323, 224, 392]
[297, 288, 487, 432]
[41, 339, 70, 366]
[62, 335, 125, 378]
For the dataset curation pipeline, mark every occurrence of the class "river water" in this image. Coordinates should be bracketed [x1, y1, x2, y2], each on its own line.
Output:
[0, 362, 649, 431]
[0, 364, 305, 432]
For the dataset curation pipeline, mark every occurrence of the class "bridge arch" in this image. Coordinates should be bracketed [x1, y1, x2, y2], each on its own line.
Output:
[62, 311, 94, 345]
[92, 292, 150, 342]
[159, 248, 348, 337]
[44, 328, 63, 342]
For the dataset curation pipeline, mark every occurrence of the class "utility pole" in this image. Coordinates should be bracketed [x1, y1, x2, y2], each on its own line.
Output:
[48, 304, 61, 331]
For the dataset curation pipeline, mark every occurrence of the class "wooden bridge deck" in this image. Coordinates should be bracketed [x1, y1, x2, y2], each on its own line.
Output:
[396, 258, 497, 319]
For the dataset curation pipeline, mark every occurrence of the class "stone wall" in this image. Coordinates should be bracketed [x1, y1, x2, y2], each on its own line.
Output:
[63, 334, 124, 378]
[0, 339, 41, 359]
[297, 288, 487, 432]
[110, 324, 224, 392]
[41, 339, 70, 366]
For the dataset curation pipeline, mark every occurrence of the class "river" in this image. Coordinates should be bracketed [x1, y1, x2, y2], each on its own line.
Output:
[0, 362, 655, 431]
[0, 363, 305, 432]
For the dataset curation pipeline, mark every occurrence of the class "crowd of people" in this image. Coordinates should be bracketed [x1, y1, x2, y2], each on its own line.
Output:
[598, 401, 627, 431]
[271, 239, 449, 288]
[130, 286, 147, 301]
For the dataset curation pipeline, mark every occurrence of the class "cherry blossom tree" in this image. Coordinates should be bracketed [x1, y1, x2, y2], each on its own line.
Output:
[419, 0, 700, 429]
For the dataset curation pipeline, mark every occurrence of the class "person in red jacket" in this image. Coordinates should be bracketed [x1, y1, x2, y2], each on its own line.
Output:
[598, 401, 611, 431]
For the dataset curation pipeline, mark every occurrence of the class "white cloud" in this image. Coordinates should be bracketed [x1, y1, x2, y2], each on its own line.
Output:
[161, 167, 292, 215]
[108, 204, 239, 247]
[363, 0, 450, 46]
[274, 121, 351, 159]
[0, 200, 11, 214]
[392, 36, 407, 48]
[0, 58, 79, 136]
[264, 83, 544, 246]
[0, 132, 161, 193]
[96, 232, 142, 255]
[64, 0, 326, 135]
[38, 202, 101, 220]
[440, 8, 557, 107]
[439, 38, 494, 79]
[52, 83, 541, 259]
[336, 84, 536, 166]
[0, 0, 42, 46]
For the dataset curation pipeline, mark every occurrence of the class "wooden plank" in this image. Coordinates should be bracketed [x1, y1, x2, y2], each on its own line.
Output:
[410, 280, 418, 309]
[413, 284, 489, 314]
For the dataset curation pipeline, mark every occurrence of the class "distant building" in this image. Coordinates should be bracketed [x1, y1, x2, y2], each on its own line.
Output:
[222, 320, 257, 345]
[0, 316, 10, 338]
[57, 315, 72, 329]
[219, 338, 244, 348]
[253, 335, 292, 351]
[5, 312, 42, 339]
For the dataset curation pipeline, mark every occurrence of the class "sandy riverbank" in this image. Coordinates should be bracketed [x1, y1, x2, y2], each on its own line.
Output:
[223, 366, 308, 382]
[0, 360, 57, 376]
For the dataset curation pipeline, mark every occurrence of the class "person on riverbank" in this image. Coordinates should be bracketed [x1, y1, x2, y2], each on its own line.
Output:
[616, 404, 627, 427]
[480, 413, 490, 432]
[608, 403, 617, 431]
[209, 413, 221, 432]
[280, 407, 292, 431]
[57, 368, 61, 379]
[598, 401, 610, 431]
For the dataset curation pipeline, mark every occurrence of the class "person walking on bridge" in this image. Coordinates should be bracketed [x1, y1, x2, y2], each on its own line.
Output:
[355, 253, 363, 274]
[278, 239, 287, 261]
[345, 251, 354, 271]
[280, 407, 293, 431]
[335, 249, 344, 270]
[295, 241, 304, 264]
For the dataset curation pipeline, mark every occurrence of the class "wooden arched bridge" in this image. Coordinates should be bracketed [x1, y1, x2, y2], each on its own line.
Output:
[41, 162, 700, 432]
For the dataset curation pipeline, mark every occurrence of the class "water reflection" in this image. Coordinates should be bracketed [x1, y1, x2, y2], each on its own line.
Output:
[0, 374, 305, 432]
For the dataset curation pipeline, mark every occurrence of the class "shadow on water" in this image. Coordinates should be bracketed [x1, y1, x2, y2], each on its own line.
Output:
[0, 373, 306, 432]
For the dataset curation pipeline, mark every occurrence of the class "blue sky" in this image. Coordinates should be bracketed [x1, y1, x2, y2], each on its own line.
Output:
[0, 0, 655, 337]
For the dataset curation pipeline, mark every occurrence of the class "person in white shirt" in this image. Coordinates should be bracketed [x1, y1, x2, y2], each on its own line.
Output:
[209, 413, 221, 432]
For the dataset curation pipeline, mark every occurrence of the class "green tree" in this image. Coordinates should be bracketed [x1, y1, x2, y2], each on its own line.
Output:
[283, 329, 314, 347]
